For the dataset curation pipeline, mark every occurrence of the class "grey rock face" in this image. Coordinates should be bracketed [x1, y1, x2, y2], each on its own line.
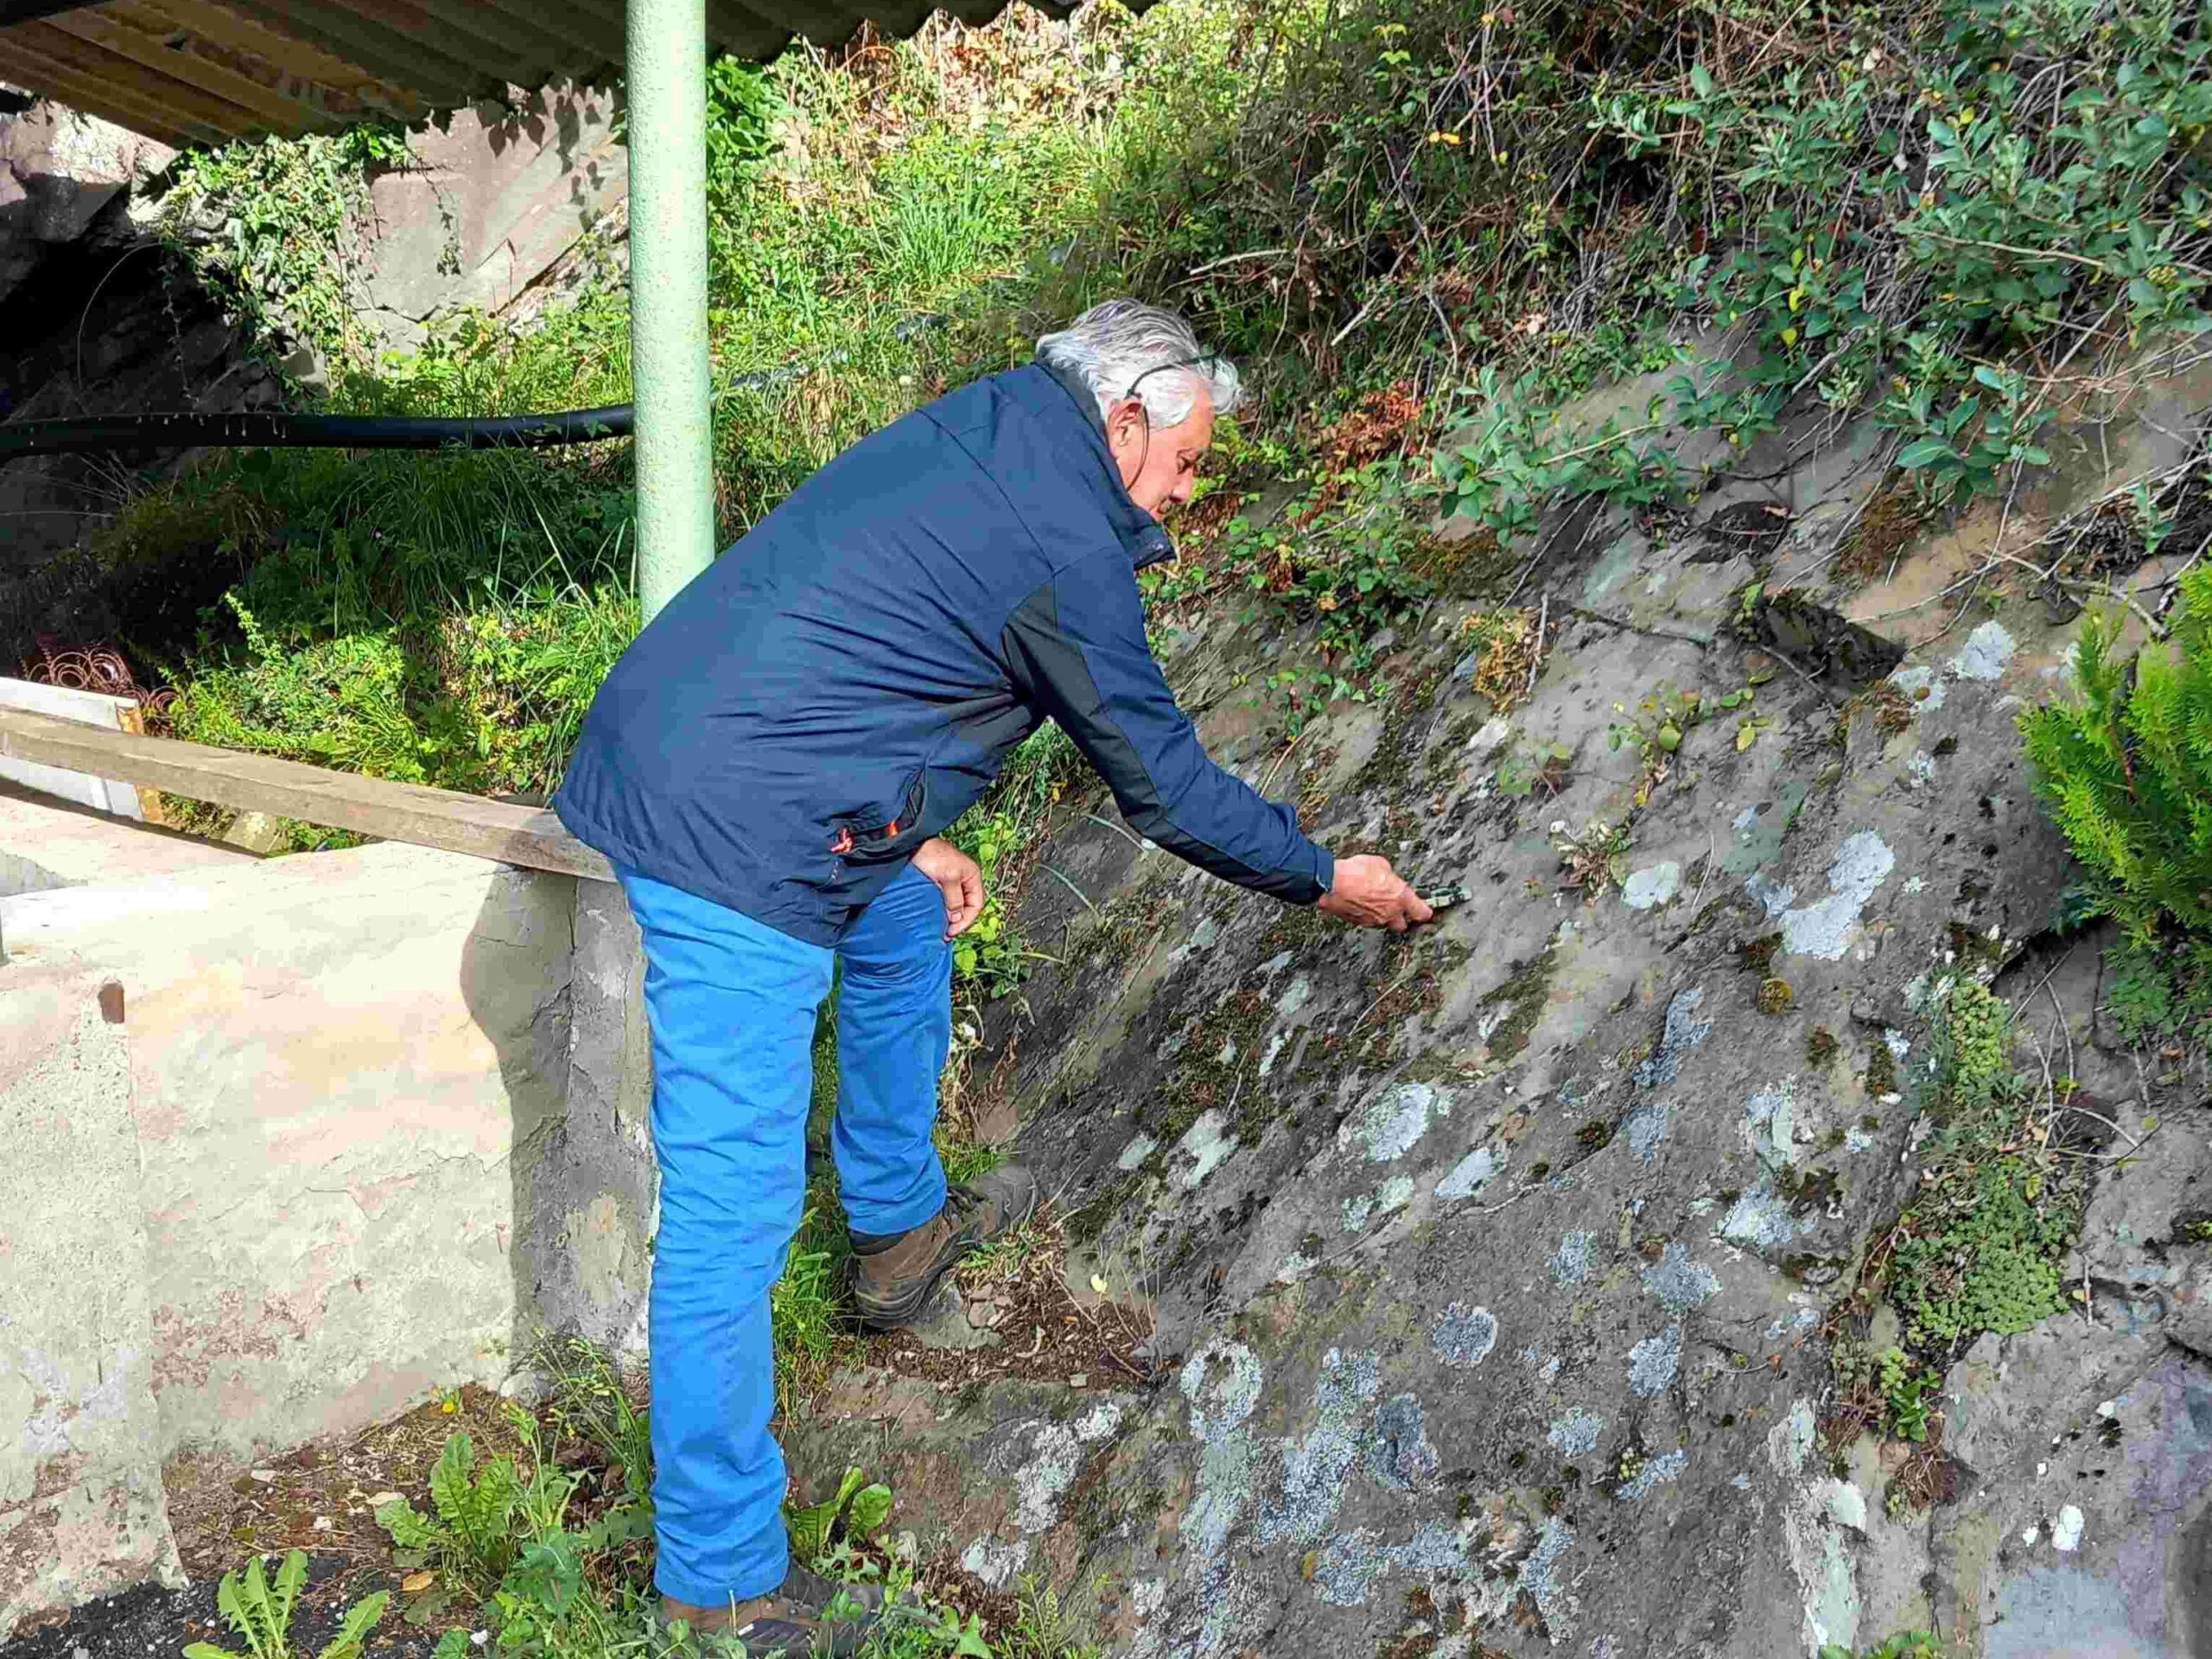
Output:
[760, 353, 2212, 1658]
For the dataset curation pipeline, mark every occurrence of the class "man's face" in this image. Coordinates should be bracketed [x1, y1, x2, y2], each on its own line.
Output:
[1105, 389, 1216, 518]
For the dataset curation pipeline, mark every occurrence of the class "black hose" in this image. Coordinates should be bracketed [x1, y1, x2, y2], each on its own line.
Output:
[0, 405, 635, 465]
[0, 308, 972, 467]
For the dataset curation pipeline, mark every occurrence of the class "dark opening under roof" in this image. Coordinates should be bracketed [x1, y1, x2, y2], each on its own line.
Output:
[0, 0, 1078, 149]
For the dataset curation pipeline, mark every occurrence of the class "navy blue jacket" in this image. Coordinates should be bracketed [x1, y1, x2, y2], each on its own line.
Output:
[553, 359, 1334, 945]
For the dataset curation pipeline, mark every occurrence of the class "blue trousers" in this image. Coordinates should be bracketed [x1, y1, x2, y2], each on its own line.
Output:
[615, 861, 951, 1605]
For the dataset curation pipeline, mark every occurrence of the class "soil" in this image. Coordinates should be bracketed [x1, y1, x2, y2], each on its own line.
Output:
[861, 1205, 1164, 1390]
[1, 1552, 444, 1659]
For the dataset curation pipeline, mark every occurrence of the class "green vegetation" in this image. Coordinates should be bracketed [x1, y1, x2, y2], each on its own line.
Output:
[1433, 0, 2212, 533]
[1821, 1636, 1950, 1659]
[118, 0, 2212, 824]
[157, 124, 410, 365]
[1886, 982, 2082, 1355]
[1836, 1344, 1942, 1445]
[1828, 981, 2084, 1512]
[325, 1344, 1098, 1659]
[185, 1549, 388, 1659]
[2024, 569, 2212, 1057]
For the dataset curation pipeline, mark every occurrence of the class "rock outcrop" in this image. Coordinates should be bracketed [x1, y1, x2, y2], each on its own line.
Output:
[787, 344, 2212, 1657]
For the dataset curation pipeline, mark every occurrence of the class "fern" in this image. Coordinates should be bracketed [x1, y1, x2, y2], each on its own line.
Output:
[184, 1549, 387, 1659]
[2022, 568, 2212, 944]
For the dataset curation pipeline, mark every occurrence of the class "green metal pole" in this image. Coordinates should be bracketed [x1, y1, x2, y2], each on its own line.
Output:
[626, 0, 715, 624]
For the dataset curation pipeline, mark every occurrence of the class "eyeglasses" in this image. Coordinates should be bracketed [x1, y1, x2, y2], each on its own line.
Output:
[1121, 353, 1226, 409]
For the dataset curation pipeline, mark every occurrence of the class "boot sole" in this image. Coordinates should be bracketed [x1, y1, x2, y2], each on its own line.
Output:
[851, 1180, 1039, 1332]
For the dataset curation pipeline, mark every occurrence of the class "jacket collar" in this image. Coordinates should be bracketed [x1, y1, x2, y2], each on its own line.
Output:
[1031, 358, 1178, 569]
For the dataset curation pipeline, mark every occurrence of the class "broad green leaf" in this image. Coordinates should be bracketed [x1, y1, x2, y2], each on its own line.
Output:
[1973, 364, 2009, 391]
[272, 1550, 307, 1642]
[1897, 439, 1954, 469]
[318, 1592, 390, 1659]
[429, 1433, 474, 1528]
[1692, 64, 1714, 99]
[849, 1482, 893, 1537]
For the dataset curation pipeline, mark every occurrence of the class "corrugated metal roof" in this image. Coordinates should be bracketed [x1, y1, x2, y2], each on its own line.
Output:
[0, 0, 1072, 148]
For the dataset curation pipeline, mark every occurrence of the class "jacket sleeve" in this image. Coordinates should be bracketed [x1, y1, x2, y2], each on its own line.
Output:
[1002, 550, 1335, 904]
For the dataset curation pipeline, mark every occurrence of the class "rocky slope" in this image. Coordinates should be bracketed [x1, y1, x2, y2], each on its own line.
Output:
[790, 346, 2212, 1658]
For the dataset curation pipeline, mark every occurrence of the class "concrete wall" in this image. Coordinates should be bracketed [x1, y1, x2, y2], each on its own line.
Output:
[0, 834, 661, 1638]
[0, 970, 182, 1634]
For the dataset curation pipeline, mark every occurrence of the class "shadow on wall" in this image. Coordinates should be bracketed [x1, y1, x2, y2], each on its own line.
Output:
[459, 872, 657, 1389]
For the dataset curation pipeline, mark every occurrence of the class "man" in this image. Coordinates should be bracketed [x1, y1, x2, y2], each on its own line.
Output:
[553, 299, 1432, 1654]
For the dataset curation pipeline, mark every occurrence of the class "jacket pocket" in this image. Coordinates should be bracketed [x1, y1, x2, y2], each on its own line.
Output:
[830, 771, 929, 866]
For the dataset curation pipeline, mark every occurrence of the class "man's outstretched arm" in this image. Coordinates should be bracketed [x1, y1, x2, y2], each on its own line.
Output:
[1003, 550, 1431, 929]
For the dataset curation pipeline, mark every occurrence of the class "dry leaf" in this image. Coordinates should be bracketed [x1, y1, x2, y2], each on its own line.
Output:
[402, 1572, 435, 1593]
[1090, 1274, 1110, 1296]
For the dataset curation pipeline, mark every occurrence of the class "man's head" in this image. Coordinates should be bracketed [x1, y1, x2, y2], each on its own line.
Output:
[1037, 301, 1242, 518]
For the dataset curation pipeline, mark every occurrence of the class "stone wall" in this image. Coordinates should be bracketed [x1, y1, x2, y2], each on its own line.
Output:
[0, 834, 659, 1640]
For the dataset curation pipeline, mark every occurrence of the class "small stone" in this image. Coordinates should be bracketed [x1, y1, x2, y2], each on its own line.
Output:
[1069, 1374, 1088, 1389]
[249, 1470, 276, 1484]
[2096, 1399, 2117, 1419]
[313, 1516, 334, 1532]
[2051, 1504, 2085, 1552]
[369, 1491, 404, 1507]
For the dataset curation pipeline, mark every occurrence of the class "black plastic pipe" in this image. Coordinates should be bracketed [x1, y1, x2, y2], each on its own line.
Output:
[0, 405, 636, 464]
[0, 405, 635, 461]
[0, 309, 960, 467]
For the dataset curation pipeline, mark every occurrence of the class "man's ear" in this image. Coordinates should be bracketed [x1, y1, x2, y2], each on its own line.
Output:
[1103, 397, 1146, 452]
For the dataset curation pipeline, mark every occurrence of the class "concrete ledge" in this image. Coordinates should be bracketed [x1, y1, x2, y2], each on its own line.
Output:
[0, 776, 258, 899]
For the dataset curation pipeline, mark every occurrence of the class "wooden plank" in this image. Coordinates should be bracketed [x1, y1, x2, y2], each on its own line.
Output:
[0, 709, 613, 883]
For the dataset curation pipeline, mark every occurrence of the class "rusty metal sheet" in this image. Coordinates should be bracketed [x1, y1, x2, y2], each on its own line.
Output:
[0, 0, 1094, 144]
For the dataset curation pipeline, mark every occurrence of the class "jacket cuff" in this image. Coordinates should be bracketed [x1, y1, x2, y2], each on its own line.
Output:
[1312, 843, 1336, 903]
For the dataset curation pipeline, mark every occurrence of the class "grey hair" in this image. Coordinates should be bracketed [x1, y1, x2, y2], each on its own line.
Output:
[1036, 299, 1243, 429]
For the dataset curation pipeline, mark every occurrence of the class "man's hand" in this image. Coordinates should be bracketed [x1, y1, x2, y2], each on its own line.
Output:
[912, 836, 986, 938]
[1317, 854, 1435, 931]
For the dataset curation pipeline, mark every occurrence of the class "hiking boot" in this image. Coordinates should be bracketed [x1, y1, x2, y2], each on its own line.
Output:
[659, 1561, 886, 1656]
[849, 1164, 1039, 1331]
